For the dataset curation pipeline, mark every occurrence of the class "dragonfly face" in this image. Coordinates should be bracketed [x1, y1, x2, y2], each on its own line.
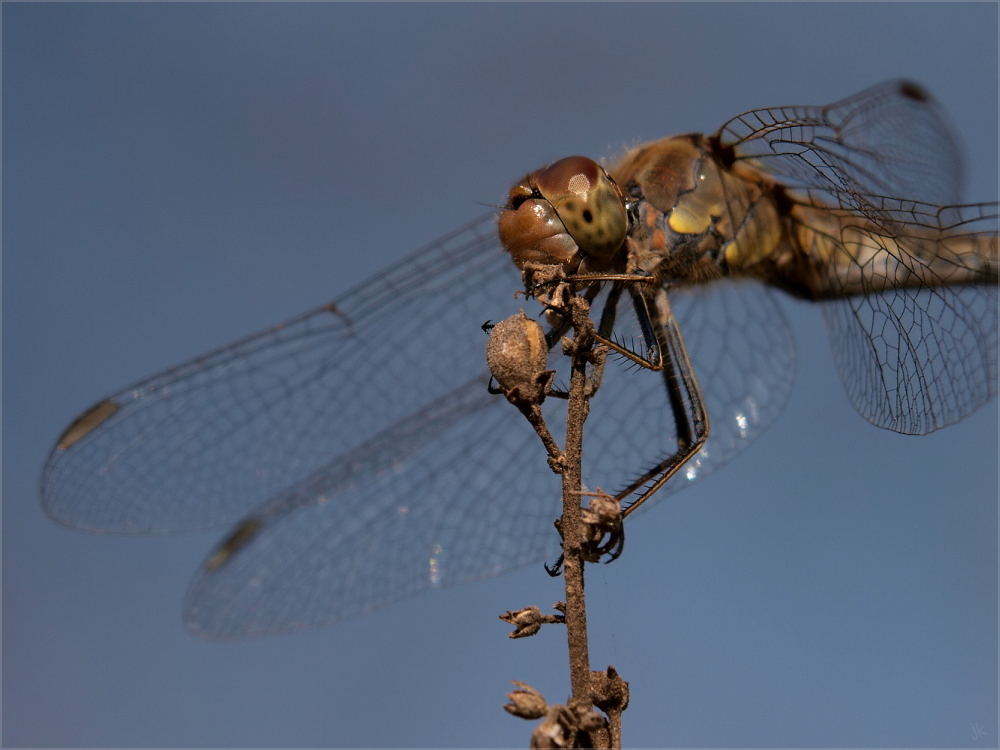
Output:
[499, 155, 628, 273]
[41, 81, 998, 638]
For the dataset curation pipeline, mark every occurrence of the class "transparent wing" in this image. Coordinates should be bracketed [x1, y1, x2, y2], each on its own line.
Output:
[183, 280, 796, 638]
[41, 214, 522, 532]
[813, 202, 998, 434]
[716, 79, 964, 207]
[184, 382, 564, 637]
[717, 81, 998, 433]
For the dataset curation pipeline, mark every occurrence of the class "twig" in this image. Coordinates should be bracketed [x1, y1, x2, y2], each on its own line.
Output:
[560, 294, 595, 703]
[490, 281, 628, 748]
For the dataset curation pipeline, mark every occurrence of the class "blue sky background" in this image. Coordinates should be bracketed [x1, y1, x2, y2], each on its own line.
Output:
[3, 4, 997, 747]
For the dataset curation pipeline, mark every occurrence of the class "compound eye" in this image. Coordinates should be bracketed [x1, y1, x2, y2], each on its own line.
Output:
[533, 156, 627, 259]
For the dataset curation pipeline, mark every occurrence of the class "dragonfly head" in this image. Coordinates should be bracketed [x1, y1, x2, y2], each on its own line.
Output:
[499, 156, 628, 272]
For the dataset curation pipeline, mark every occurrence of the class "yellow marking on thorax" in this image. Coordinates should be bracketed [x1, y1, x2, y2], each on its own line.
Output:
[667, 166, 726, 236]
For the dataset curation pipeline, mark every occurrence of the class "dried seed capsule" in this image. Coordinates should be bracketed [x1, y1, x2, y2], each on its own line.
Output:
[486, 311, 549, 404]
[504, 681, 548, 720]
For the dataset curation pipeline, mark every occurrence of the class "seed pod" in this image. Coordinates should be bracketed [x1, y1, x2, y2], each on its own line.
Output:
[504, 681, 548, 720]
[486, 311, 549, 404]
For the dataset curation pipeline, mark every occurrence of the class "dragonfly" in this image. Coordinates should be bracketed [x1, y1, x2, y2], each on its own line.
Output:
[41, 81, 998, 638]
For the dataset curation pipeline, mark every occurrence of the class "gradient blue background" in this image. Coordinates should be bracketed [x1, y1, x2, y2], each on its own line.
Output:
[3, 4, 997, 747]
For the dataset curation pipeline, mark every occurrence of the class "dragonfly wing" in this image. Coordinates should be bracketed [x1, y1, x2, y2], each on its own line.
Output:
[816, 201, 998, 434]
[716, 79, 964, 206]
[183, 376, 567, 638]
[822, 284, 997, 435]
[182, 279, 797, 637]
[41, 213, 530, 532]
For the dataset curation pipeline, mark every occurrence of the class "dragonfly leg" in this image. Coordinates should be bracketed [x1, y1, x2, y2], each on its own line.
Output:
[616, 288, 710, 518]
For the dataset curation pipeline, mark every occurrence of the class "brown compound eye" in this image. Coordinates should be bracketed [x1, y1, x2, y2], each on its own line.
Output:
[533, 156, 628, 260]
[499, 177, 580, 271]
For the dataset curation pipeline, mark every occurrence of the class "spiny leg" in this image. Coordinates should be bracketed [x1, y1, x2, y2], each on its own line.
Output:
[617, 287, 710, 518]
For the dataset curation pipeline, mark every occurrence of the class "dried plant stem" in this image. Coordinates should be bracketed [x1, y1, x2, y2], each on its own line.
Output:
[561, 296, 594, 703]
[493, 287, 627, 748]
